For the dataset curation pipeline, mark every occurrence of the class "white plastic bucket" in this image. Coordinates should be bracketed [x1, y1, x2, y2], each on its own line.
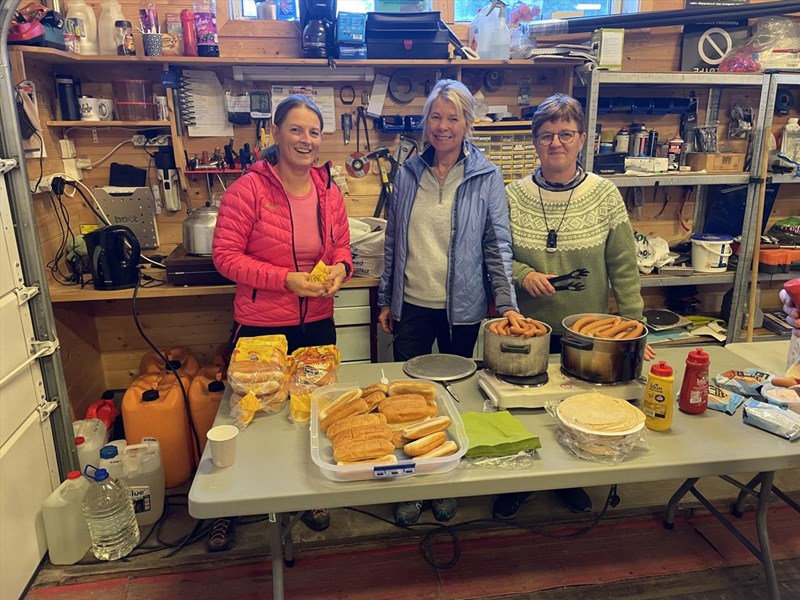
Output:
[691, 234, 733, 273]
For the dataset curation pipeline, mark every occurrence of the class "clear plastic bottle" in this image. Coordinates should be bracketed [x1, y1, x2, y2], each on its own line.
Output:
[193, 0, 220, 58]
[780, 117, 800, 164]
[489, 1, 511, 61]
[81, 466, 139, 561]
[98, 0, 125, 55]
[41, 471, 92, 565]
[66, 0, 99, 55]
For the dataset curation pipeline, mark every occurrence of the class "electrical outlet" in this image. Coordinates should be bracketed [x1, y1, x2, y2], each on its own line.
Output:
[59, 139, 76, 159]
[132, 134, 170, 147]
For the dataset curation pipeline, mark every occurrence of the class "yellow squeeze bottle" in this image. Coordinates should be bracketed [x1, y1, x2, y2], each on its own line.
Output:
[643, 361, 674, 432]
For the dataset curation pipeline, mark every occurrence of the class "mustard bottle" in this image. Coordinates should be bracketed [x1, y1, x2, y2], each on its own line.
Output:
[643, 361, 674, 432]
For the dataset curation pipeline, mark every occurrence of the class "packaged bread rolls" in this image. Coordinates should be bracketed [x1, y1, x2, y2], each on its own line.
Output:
[288, 345, 341, 424]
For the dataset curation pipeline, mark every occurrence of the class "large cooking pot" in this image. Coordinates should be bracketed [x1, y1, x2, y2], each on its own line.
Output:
[182, 205, 218, 256]
[483, 318, 551, 377]
[560, 313, 648, 384]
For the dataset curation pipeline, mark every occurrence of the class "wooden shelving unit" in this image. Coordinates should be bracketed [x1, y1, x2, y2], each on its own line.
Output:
[46, 120, 170, 127]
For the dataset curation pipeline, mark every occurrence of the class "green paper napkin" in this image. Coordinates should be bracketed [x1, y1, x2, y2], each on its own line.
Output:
[461, 411, 541, 458]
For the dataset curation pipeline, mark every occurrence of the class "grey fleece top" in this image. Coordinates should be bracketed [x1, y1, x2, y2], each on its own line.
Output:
[404, 162, 466, 309]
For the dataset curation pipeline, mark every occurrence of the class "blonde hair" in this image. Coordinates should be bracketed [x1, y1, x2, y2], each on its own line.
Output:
[421, 79, 475, 143]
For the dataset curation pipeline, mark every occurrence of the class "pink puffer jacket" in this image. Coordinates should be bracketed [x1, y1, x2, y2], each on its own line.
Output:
[212, 159, 352, 328]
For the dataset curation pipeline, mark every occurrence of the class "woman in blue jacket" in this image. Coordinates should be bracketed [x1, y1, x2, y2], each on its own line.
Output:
[377, 79, 521, 526]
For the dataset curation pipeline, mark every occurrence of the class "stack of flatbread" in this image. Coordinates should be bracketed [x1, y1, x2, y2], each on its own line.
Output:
[557, 392, 645, 435]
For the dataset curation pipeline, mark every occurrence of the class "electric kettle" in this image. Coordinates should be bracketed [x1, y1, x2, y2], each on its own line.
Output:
[83, 225, 141, 290]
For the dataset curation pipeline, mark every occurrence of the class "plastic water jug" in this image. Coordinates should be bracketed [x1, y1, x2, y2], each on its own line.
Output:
[189, 365, 226, 452]
[140, 346, 200, 377]
[73, 418, 110, 473]
[122, 372, 194, 487]
[780, 117, 800, 164]
[468, 0, 510, 60]
[99, 444, 126, 479]
[66, 0, 99, 55]
[82, 466, 139, 560]
[98, 0, 125, 54]
[41, 471, 92, 565]
[122, 440, 165, 526]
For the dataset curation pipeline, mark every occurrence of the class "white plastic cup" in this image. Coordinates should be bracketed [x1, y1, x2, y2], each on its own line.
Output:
[207, 425, 238, 468]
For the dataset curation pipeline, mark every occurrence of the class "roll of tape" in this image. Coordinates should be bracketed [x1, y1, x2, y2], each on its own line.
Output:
[388, 69, 417, 103]
[775, 87, 795, 115]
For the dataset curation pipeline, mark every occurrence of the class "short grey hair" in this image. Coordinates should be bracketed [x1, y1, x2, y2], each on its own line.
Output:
[531, 93, 585, 137]
[421, 79, 475, 143]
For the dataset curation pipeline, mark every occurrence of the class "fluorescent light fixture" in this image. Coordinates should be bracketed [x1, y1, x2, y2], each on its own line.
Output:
[233, 65, 375, 83]
[575, 3, 602, 9]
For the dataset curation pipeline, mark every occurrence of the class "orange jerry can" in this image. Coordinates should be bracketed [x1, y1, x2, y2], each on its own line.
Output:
[188, 365, 226, 454]
[140, 346, 201, 377]
[122, 371, 195, 488]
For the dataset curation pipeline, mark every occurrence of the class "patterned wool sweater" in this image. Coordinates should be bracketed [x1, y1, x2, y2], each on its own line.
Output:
[505, 172, 643, 335]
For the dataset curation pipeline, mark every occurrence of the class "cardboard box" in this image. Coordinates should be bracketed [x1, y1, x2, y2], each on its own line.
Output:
[591, 28, 624, 71]
[685, 152, 745, 173]
[625, 157, 669, 173]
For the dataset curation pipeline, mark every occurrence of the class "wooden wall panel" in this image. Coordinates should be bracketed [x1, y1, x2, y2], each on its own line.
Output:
[53, 303, 104, 418]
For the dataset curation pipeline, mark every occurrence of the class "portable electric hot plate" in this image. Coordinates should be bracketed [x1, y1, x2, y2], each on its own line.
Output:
[477, 360, 644, 409]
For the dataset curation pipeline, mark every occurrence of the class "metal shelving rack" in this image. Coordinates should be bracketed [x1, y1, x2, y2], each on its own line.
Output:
[577, 70, 774, 343]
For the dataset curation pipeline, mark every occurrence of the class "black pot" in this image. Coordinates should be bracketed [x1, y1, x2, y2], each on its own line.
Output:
[560, 313, 648, 384]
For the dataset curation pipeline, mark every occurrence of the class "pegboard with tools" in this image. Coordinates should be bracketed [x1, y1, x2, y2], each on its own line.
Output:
[473, 122, 538, 183]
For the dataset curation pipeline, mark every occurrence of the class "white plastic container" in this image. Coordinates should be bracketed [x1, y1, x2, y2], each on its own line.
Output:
[66, 0, 99, 55]
[469, 2, 509, 60]
[310, 383, 469, 482]
[41, 471, 92, 565]
[781, 117, 800, 164]
[98, 0, 125, 55]
[691, 233, 733, 273]
[99, 444, 126, 480]
[121, 439, 165, 526]
[73, 418, 110, 473]
[82, 467, 140, 560]
[490, 3, 511, 61]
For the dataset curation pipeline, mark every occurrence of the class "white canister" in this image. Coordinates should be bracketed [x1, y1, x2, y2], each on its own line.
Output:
[73, 418, 110, 472]
[121, 439, 165, 526]
[41, 471, 92, 565]
[691, 233, 733, 273]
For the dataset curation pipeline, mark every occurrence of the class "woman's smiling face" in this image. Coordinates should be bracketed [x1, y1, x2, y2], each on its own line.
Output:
[426, 97, 466, 157]
[273, 106, 322, 169]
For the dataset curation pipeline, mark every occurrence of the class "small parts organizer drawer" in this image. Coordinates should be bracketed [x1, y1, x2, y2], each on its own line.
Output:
[333, 288, 373, 362]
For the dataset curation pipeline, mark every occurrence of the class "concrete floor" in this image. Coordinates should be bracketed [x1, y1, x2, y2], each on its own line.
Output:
[28, 469, 800, 598]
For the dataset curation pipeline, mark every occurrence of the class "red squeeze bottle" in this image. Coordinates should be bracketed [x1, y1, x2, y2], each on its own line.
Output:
[678, 348, 710, 415]
[181, 9, 198, 56]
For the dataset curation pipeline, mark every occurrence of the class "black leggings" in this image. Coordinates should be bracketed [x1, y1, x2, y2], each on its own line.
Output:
[229, 318, 336, 353]
[392, 302, 480, 362]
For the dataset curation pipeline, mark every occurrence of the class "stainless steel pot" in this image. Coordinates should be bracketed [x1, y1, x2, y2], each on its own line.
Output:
[483, 318, 551, 377]
[182, 205, 218, 256]
[560, 313, 648, 384]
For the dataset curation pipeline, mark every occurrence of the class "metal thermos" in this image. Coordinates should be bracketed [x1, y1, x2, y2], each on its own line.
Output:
[55, 74, 81, 121]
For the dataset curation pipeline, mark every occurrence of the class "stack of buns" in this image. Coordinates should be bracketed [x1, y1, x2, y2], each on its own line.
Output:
[321, 380, 459, 466]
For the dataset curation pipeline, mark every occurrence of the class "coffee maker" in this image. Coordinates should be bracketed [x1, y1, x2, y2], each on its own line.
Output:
[300, 0, 336, 58]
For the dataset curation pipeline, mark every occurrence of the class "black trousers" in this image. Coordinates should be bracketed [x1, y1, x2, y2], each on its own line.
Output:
[229, 318, 336, 353]
[392, 302, 480, 362]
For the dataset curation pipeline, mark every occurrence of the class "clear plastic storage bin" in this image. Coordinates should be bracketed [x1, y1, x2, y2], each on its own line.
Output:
[310, 382, 469, 482]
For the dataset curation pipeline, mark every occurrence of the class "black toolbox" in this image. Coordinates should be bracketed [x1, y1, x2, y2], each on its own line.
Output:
[365, 12, 449, 60]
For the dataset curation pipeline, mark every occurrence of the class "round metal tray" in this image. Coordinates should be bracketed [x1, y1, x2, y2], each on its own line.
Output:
[402, 353, 477, 382]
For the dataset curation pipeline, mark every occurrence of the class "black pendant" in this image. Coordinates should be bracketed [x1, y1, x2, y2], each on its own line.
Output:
[546, 229, 558, 253]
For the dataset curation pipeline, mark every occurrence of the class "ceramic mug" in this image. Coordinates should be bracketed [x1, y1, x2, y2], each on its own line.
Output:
[142, 32, 162, 57]
[96, 98, 114, 121]
[78, 96, 100, 121]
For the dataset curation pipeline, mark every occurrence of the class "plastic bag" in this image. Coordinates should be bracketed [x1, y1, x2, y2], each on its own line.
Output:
[720, 16, 800, 73]
[288, 345, 341, 424]
[713, 368, 774, 396]
[349, 217, 386, 278]
[464, 450, 536, 469]
[227, 335, 289, 427]
[634, 232, 674, 275]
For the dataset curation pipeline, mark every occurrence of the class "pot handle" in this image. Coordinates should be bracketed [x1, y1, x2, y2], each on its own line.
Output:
[561, 337, 594, 351]
[500, 342, 531, 354]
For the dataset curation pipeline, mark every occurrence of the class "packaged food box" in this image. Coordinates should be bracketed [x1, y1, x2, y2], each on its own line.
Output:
[310, 382, 468, 482]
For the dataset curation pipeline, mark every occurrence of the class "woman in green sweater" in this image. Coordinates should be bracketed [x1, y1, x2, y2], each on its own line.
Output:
[495, 93, 652, 520]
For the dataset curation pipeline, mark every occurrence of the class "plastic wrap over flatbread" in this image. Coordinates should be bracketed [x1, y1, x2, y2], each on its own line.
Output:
[557, 392, 645, 434]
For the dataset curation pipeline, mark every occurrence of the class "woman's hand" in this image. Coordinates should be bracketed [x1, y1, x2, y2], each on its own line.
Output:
[644, 343, 656, 361]
[285, 272, 326, 297]
[522, 271, 556, 298]
[378, 306, 393, 335]
[502, 309, 525, 323]
[779, 288, 799, 334]
[323, 263, 346, 297]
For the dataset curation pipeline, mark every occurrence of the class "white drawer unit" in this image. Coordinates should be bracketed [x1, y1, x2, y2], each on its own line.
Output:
[333, 286, 375, 363]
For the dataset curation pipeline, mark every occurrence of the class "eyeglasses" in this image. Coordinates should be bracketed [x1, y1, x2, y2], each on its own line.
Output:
[534, 130, 582, 146]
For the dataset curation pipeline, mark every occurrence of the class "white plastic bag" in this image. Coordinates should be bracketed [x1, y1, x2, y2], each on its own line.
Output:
[350, 217, 386, 277]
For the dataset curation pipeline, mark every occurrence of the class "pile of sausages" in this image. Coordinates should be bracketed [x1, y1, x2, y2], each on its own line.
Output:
[569, 316, 644, 339]
[487, 315, 548, 338]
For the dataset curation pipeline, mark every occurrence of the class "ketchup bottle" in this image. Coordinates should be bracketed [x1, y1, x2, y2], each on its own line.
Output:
[678, 348, 709, 415]
[180, 9, 198, 56]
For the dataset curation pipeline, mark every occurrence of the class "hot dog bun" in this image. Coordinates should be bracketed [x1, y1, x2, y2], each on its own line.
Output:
[387, 380, 438, 404]
[319, 388, 362, 421]
[331, 424, 393, 447]
[333, 438, 394, 462]
[320, 397, 370, 433]
[391, 430, 409, 448]
[379, 394, 431, 423]
[362, 390, 386, 411]
[415, 440, 458, 459]
[403, 431, 447, 457]
[326, 412, 387, 440]
[337, 454, 398, 466]
[362, 382, 388, 396]
[402, 415, 452, 440]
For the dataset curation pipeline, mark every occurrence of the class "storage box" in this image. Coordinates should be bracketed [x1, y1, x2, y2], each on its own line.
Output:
[685, 152, 745, 173]
[591, 28, 625, 71]
[310, 382, 468, 482]
[625, 156, 669, 173]
[365, 12, 449, 60]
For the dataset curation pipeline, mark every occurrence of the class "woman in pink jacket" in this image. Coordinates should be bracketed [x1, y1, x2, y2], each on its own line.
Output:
[211, 95, 352, 542]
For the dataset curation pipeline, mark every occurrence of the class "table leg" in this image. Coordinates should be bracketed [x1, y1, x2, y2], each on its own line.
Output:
[281, 513, 295, 567]
[269, 512, 285, 600]
[732, 474, 761, 517]
[755, 471, 780, 600]
[663, 477, 699, 529]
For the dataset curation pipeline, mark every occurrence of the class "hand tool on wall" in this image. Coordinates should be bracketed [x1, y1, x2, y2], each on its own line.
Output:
[368, 146, 395, 218]
[345, 106, 371, 178]
[341, 112, 353, 145]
